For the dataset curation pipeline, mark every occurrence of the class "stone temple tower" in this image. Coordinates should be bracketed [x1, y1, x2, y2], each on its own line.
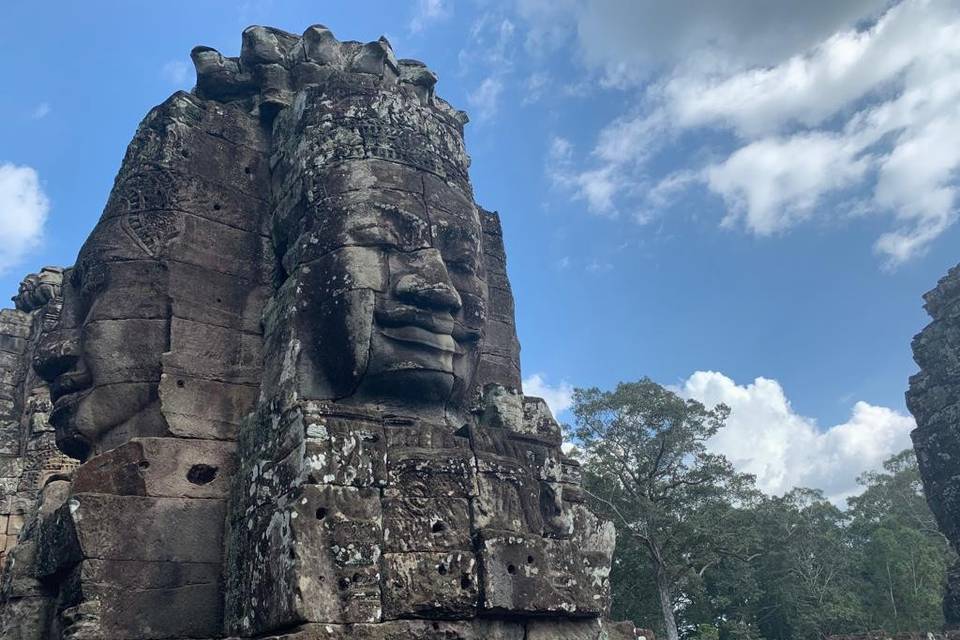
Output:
[908, 263, 960, 629]
[0, 25, 635, 640]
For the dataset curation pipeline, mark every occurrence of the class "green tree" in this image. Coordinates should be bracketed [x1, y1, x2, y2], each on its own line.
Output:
[748, 489, 864, 640]
[848, 449, 954, 632]
[570, 379, 759, 640]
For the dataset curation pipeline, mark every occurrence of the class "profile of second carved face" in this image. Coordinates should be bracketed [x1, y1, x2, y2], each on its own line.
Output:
[34, 214, 173, 460]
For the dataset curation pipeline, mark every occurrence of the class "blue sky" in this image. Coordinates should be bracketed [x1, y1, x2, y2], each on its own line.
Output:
[2, 0, 957, 502]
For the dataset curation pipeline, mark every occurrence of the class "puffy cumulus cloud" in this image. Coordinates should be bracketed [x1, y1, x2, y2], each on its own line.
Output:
[517, 0, 889, 86]
[0, 163, 50, 274]
[409, 0, 452, 34]
[660, 0, 944, 136]
[706, 133, 871, 236]
[579, 0, 891, 86]
[679, 371, 915, 505]
[523, 373, 575, 419]
[533, 0, 960, 266]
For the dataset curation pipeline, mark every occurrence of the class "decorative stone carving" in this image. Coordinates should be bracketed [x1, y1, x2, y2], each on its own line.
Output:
[0, 24, 624, 639]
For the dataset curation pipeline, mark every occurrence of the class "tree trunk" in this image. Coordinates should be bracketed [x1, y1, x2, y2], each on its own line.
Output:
[655, 564, 680, 640]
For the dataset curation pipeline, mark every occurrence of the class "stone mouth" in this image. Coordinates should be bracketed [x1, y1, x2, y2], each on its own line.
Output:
[375, 304, 455, 335]
[49, 367, 92, 404]
[379, 325, 456, 353]
[50, 388, 89, 418]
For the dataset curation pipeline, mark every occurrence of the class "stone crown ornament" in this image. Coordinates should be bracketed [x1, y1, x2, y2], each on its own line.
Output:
[0, 25, 633, 640]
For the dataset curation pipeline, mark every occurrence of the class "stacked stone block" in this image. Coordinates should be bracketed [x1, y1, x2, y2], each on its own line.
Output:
[0, 24, 632, 640]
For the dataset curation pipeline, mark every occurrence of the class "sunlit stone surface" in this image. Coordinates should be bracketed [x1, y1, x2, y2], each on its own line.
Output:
[0, 25, 631, 640]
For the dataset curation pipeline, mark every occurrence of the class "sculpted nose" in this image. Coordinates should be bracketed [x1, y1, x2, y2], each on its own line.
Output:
[34, 329, 83, 382]
[394, 250, 462, 313]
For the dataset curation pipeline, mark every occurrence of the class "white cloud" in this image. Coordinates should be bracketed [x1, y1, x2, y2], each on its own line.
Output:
[516, 0, 579, 54]
[460, 13, 518, 123]
[571, 0, 891, 85]
[679, 371, 915, 505]
[661, 0, 942, 136]
[30, 103, 51, 120]
[523, 373, 575, 418]
[537, 0, 960, 266]
[467, 76, 505, 122]
[0, 164, 50, 274]
[522, 72, 550, 104]
[706, 132, 871, 235]
[161, 60, 192, 87]
[546, 135, 631, 216]
[409, 0, 452, 34]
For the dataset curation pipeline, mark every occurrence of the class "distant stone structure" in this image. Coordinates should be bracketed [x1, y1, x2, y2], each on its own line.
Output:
[909, 263, 960, 628]
[0, 25, 633, 639]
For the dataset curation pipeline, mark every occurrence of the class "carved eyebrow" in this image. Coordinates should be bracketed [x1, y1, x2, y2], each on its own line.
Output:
[436, 226, 481, 255]
[341, 205, 430, 246]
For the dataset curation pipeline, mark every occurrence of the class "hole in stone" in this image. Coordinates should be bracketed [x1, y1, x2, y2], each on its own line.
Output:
[138, 461, 150, 470]
[176, 379, 185, 388]
[288, 548, 295, 561]
[216, 297, 222, 303]
[352, 573, 361, 583]
[460, 574, 471, 589]
[213, 203, 222, 211]
[316, 507, 327, 520]
[527, 555, 535, 564]
[181, 149, 190, 158]
[431, 521, 445, 533]
[244, 166, 252, 175]
[507, 564, 516, 575]
[437, 563, 448, 576]
[186, 464, 218, 485]
[338, 577, 350, 590]
[432, 623, 440, 631]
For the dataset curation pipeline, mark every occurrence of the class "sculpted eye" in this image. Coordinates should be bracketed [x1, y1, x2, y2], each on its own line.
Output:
[447, 260, 477, 275]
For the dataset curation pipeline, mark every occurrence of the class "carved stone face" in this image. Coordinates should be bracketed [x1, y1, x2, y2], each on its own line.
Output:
[34, 216, 172, 460]
[279, 162, 487, 415]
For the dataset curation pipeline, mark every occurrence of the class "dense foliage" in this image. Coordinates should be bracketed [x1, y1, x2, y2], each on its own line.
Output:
[570, 380, 954, 640]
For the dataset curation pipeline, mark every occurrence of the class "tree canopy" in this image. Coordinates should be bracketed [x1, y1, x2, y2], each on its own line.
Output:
[569, 378, 954, 640]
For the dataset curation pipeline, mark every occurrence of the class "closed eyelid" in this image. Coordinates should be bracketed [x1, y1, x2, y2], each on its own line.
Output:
[343, 222, 400, 245]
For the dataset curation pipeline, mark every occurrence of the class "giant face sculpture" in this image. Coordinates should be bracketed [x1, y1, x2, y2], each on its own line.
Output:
[31, 92, 270, 461]
[264, 63, 489, 419]
[272, 162, 487, 417]
[0, 26, 617, 640]
[34, 218, 172, 460]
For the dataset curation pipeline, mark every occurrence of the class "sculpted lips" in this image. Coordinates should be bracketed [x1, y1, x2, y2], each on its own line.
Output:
[375, 304, 454, 351]
[45, 361, 93, 425]
[379, 324, 456, 352]
[50, 368, 92, 403]
[375, 303, 480, 354]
